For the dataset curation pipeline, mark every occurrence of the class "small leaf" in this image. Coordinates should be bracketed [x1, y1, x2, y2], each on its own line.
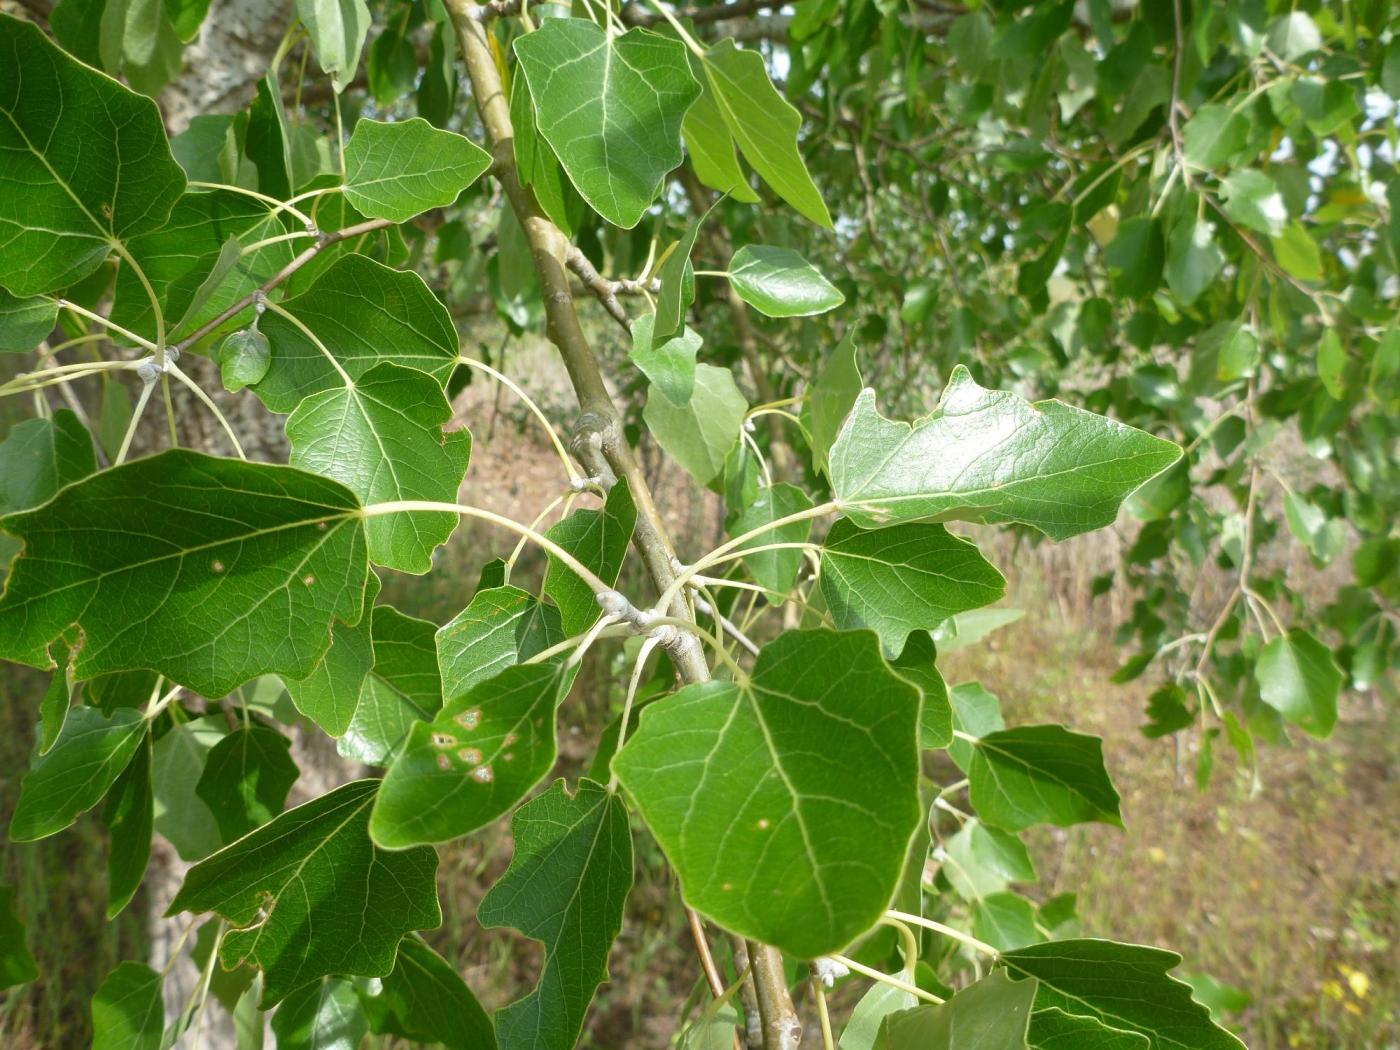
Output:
[437, 585, 566, 702]
[890, 632, 953, 749]
[0, 410, 97, 516]
[809, 334, 862, 477]
[1181, 104, 1249, 169]
[644, 363, 748, 486]
[169, 779, 441, 1007]
[10, 706, 147, 842]
[973, 891, 1044, 951]
[875, 969, 1036, 1050]
[702, 39, 832, 227]
[1105, 217, 1164, 299]
[821, 520, 1005, 657]
[1166, 220, 1224, 306]
[730, 483, 814, 599]
[272, 977, 368, 1050]
[1316, 329, 1347, 400]
[1141, 683, 1194, 739]
[370, 662, 573, 848]
[630, 313, 702, 405]
[339, 606, 445, 767]
[478, 779, 632, 1050]
[968, 725, 1123, 831]
[543, 478, 637, 635]
[653, 217, 703, 344]
[0, 450, 369, 697]
[842, 978, 916, 1050]
[342, 118, 491, 223]
[727, 245, 845, 317]
[152, 715, 228, 861]
[0, 14, 186, 296]
[91, 962, 164, 1050]
[1271, 222, 1323, 281]
[948, 681, 1005, 770]
[361, 937, 496, 1050]
[514, 20, 701, 229]
[296, 0, 370, 91]
[285, 573, 380, 738]
[831, 370, 1181, 538]
[1254, 628, 1343, 738]
[0, 289, 58, 352]
[0, 885, 39, 990]
[615, 628, 922, 958]
[103, 733, 153, 919]
[1265, 11, 1321, 61]
[195, 723, 300, 841]
[939, 817, 1035, 901]
[218, 326, 272, 393]
[1000, 939, 1246, 1049]
[1220, 170, 1287, 237]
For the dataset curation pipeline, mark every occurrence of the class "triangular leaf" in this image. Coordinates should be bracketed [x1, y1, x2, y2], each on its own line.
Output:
[436, 584, 566, 702]
[478, 779, 632, 1050]
[968, 725, 1123, 831]
[195, 723, 300, 841]
[1254, 628, 1342, 738]
[361, 936, 496, 1050]
[342, 117, 491, 223]
[543, 478, 637, 636]
[168, 779, 441, 1006]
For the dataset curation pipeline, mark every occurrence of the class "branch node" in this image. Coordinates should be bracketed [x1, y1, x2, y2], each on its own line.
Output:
[812, 957, 849, 989]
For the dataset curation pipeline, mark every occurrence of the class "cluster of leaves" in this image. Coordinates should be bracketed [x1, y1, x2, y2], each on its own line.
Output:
[1, 0, 1386, 1048]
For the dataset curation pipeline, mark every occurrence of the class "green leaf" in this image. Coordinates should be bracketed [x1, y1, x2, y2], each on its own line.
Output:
[169, 779, 441, 1006]
[842, 978, 917, 1050]
[727, 245, 844, 317]
[968, 725, 1123, 831]
[939, 817, 1035, 901]
[1141, 683, 1194, 739]
[253, 253, 460, 413]
[37, 669, 72, 756]
[339, 606, 444, 766]
[295, 0, 370, 91]
[681, 48, 758, 203]
[0, 885, 38, 990]
[614, 628, 922, 958]
[91, 962, 164, 1050]
[1317, 329, 1347, 400]
[436, 585, 565, 702]
[1166, 220, 1224, 306]
[152, 715, 227, 861]
[342, 118, 491, 223]
[219, 326, 272, 393]
[0, 450, 369, 697]
[702, 39, 832, 227]
[478, 779, 632, 1050]
[272, 977, 368, 1050]
[10, 706, 146, 842]
[890, 632, 952, 749]
[948, 681, 1005, 769]
[99, 0, 183, 98]
[729, 482, 814, 599]
[362, 936, 496, 1049]
[0, 14, 186, 296]
[875, 969, 1036, 1050]
[195, 724, 300, 841]
[653, 217, 703, 344]
[809, 334, 862, 477]
[370, 661, 572, 848]
[1254, 628, 1342, 738]
[974, 892, 1044, 951]
[644, 363, 748, 486]
[102, 733, 152, 918]
[1029, 1008, 1150, 1049]
[287, 361, 471, 573]
[1181, 104, 1249, 169]
[514, 20, 700, 229]
[1266, 11, 1321, 61]
[368, 27, 418, 107]
[630, 313, 702, 405]
[1105, 217, 1164, 300]
[1000, 939, 1246, 1049]
[543, 478, 637, 635]
[1271, 222, 1323, 281]
[1030, 1013, 1148, 1050]
[0, 410, 97, 516]
[285, 573, 379, 738]
[0, 289, 58, 352]
[831, 369, 1181, 539]
[1220, 170, 1287, 238]
[510, 71, 580, 236]
[821, 520, 1005, 657]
